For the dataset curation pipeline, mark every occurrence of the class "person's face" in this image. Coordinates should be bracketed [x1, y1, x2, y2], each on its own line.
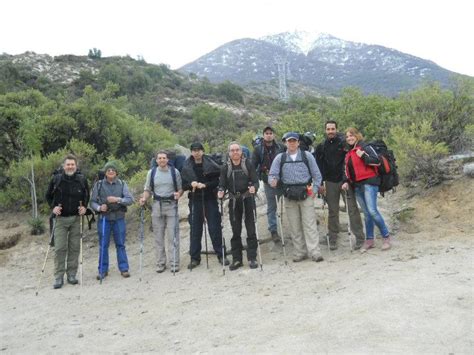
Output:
[156, 153, 169, 168]
[263, 130, 274, 142]
[325, 123, 337, 139]
[229, 144, 242, 160]
[191, 149, 203, 161]
[346, 132, 357, 146]
[63, 159, 77, 176]
[105, 168, 117, 180]
[286, 138, 299, 152]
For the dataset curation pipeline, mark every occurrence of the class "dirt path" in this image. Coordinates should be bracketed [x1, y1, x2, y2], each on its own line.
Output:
[1, 178, 472, 353]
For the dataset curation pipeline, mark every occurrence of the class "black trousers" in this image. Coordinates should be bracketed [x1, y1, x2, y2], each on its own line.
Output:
[228, 196, 257, 261]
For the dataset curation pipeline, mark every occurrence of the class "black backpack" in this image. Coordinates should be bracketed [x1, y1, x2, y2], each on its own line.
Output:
[367, 140, 399, 196]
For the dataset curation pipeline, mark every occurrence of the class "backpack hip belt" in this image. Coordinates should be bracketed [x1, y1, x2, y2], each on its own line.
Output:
[228, 191, 251, 200]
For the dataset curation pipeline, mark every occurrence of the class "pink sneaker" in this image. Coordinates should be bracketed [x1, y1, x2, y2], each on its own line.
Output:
[361, 239, 375, 253]
[381, 237, 391, 251]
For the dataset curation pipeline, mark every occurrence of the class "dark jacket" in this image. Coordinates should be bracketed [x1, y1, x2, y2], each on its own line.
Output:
[219, 158, 259, 195]
[45, 172, 90, 217]
[314, 133, 347, 184]
[251, 140, 285, 183]
[344, 142, 381, 186]
[181, 155, 221, 200]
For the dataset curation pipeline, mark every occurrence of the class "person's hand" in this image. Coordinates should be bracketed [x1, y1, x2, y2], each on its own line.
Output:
[341, 182, 349, 191]
[356, 149, 364, 158]
[174, 192, 180, 200]
[53, 205, 62, 216]
[217, 191, 224, 199]
[139, 196, 146, 206]
[191, 181, 199, 190]
[198, 183, 206, 189]
[78, 206, 86, 215]
[318, 185, 325, 195]
[100, 204, 108, 212]
[248, 186, 256, 194]
[270, 178, 277, 188]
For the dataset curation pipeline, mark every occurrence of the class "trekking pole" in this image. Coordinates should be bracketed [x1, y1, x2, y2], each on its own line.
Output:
[345, 190, 354, 252]
[138, 206, 145, 281]
[35, 213, 57, 296]
[202, 192, 209, 269]
[322, 195, 331, 251]
[173, 199, 179, 276]
[252, 195, 263, 271]
[99, 215, 106, 284]
[190, 189, 195, 272]
[219, 197, 226, 276]
[79, 201, 84, 288]
[277, 197, 288, 265]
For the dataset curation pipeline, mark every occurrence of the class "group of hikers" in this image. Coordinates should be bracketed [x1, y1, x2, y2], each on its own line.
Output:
[44, 121, 392, 290]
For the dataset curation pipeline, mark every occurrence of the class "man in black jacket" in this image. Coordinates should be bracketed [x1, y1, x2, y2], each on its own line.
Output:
[181, 143, 229, 269]
[45, 154, 89, 289]
[251, 126, 285, 243]
[315, 121, 365, 250]
[218, 142, 259, 271]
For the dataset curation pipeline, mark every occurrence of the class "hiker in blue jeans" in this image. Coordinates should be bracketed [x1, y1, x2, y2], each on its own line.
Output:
[342, 127, 391, 252]
[90, 161, 134, 279]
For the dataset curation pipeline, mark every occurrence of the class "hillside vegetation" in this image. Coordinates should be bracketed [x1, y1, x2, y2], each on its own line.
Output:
[0, 52, 473, 213]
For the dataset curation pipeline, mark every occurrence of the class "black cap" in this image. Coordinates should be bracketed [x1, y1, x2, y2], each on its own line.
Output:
[190, 142, 204, 151]
[263, 126, 274, 133]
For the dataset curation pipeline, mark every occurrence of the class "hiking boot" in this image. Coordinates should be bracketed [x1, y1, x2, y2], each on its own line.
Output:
[156, 265, 166, 273]
[354, 239, 365, 250]
[217, 255, 230, 266]
[121, 271, 130, 278]
[292, 255, 308, 262]
[271, 231, 280, 243]
[361, 239, 375, 253]
[312, 254, 324, 262]
[229, 260, 243, 271]
[53, 277, 63, 289]
[248, 259, 258, 269]
[67, 275, 78, 285]
[96, 271, 108, 280]
[187, 259, 201, 270]
[381, 237, 391, 251]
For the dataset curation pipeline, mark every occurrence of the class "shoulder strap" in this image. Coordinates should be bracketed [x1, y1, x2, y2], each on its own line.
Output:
[150, 167, 157, 196]
[226, 158, 249, 179]
[170, 166, 178, 192]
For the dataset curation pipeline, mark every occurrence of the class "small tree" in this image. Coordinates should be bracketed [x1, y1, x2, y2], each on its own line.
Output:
[88, 48, 102, 59]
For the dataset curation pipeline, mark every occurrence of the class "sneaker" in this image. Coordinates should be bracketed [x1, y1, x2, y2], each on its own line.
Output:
[156, 265, 166, 273]
[312, 254, 324, 262]
[292, 255, 308, 262]
[381, 237, 391, 251]
[53, 277, 63, 289]
[248, 259, 258, 269]
[121, 271, 130, 278]
[67, 275, 78, 285]
[361, 239, 375, 253]
[187, 259, 201, 270]
[229, 260, 243, 271]
[271, 231, 281, 243]
[96, 271, 108, 280]
[217, 255, 230, 266]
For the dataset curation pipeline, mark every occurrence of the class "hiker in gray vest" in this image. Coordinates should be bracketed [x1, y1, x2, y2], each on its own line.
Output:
[218, 142, 259, 271]
[251, 126, 285, 243]
[139, 150, 183, 273]
[269, 132, 324, 263]
[314, 120, 365, 250]
[90, 161, 133, 280]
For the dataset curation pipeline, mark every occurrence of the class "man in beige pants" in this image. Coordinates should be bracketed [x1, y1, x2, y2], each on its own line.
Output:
[269, 132, 324, 262]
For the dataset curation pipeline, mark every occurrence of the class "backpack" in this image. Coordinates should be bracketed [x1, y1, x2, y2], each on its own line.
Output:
[279, 151, 312, 184]
[367, 140, 399, 196]
[226, 156, 250, 179]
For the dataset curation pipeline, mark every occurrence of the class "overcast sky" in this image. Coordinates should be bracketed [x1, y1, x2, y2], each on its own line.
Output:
[1, 0, 473, 76]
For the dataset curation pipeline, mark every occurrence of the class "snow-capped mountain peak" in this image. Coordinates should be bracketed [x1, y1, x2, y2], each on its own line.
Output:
[260, 30, 329, 55]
